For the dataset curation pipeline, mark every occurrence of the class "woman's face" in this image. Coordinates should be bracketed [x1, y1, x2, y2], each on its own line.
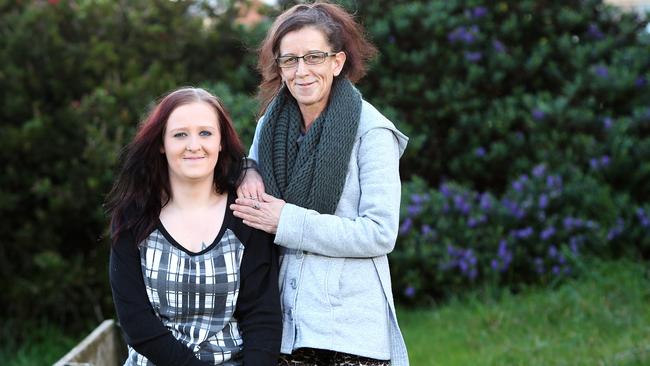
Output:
[278, 26, 346, 115]
[162, 102, 221, 183]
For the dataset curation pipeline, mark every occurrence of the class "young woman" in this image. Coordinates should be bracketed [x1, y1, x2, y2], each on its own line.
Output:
[106, 87, 281, 366]
[232, 2, 410, 365]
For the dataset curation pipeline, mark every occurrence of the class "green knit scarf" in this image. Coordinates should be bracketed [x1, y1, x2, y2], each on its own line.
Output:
[258, 77, 361, 214]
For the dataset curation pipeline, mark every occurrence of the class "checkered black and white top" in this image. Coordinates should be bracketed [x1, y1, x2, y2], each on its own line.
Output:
[110, 193, 282, 366]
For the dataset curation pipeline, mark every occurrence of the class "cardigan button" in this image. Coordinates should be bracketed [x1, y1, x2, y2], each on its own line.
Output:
[296, 250, 304, 259]
[290, 278, 297, 289]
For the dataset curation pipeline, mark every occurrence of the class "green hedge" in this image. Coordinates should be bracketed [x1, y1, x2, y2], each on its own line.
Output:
[341, 0, 650, 304]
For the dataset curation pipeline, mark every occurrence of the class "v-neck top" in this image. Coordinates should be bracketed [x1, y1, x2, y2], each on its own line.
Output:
[110, 192, 281, 366]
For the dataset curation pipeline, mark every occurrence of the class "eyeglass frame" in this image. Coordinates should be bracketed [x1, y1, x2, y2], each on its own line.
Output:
[275, 51, 339, 68]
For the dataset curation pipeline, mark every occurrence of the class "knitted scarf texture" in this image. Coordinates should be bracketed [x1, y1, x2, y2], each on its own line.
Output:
[258, 77, 361, 215]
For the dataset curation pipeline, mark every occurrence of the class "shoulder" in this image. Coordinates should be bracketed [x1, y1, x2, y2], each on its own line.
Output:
[357, 100, 409, 156]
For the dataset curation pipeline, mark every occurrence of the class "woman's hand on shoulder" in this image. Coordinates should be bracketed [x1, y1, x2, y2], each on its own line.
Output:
[237, 168, 266, 201]
[230, 193, 285, 234]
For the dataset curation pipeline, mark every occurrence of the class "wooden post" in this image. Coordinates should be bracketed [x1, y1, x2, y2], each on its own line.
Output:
[53, 319, 127, 366]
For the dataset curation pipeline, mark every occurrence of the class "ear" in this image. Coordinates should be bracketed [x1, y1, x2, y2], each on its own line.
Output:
[332, 51, 346, 77]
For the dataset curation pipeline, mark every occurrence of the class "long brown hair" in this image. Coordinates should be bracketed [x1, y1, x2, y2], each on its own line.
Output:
[257, 1, 377, 114]
[105, 87, 244, 245]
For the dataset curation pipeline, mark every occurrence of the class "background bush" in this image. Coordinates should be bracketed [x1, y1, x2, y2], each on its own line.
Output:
[337, 0, 650, 304]
[0, 0, 648, 337]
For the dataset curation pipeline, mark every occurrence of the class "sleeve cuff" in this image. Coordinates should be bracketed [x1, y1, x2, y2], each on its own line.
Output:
[275, 203, 306, 250]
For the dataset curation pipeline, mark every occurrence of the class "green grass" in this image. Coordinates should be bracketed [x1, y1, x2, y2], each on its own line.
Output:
[398, 260, 650, 365]
[0, 320, 84, 366]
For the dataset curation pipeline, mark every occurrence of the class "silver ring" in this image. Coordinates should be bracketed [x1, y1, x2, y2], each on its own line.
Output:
[252, 202, 260, 210]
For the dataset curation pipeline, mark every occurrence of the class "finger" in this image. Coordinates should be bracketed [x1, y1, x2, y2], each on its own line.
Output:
[261, 192, 277, 202]
[236, 188, 249, 199]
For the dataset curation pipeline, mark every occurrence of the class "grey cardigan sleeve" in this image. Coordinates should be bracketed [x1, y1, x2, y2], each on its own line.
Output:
[274, 127, 402, 258]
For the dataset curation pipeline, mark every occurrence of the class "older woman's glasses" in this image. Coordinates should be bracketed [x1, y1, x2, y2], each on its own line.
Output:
[276, 51, 336, 68]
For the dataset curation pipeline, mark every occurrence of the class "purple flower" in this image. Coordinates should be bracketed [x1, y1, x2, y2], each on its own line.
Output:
[602, 117, 613, 130]
[479, 193, 492, 210]
[440, 183, 451, 197]
[540, 226, 556, 240]
[503, 198, 523, 219]
[532, 108, 546, 121]
[635, 76, 647, 88]
[590, 158, 599, 170]
[407, 204, 422, 217]
[637, 208, 649, 228]
[600, 155, 611, 167]
[552, 265, 561, 275]
[491, 259, 500, 271]
[587, 24, 604, 40]
[410, 193, 429, 205]
[569, 237, 582, 255]
[448, 26, 479, 44]
[470, 6, 488, 18]
[532, 164, 546, 178]
[464, 51, 483, 63]
[492, 39, 506, 53]
[593, 65, 609, 79]
[421, 224, 435, 236]
[607, 217, 624, 241]
[454, 194, 471, 215]
[515, 227, 533, 239]
[475, 146, 486, 157]
[512, 180, 524, 192]
[404, 286, 416, 298]
[399, 217, 413, 235]
[546, 175, 562, 190]
[538, 194, 549, 209]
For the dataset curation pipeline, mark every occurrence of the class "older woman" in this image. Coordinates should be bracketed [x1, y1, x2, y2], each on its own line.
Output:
[231, 3, 409, 366]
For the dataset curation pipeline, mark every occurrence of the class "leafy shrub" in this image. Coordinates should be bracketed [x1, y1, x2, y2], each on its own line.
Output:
[394, 166, 650, 305]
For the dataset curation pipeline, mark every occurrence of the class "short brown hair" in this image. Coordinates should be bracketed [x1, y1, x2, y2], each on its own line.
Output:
[256, 1, 377, 113]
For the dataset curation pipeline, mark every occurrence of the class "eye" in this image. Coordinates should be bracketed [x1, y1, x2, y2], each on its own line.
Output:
[278, 56, 298, 67]
[304, 53, 324, 63]
[199, 130, 212, 136]
[173, 132, 187, 138]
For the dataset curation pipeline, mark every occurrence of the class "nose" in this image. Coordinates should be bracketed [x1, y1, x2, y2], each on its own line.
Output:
[294, 58, 309, 76]
[186, 136, 201, 152]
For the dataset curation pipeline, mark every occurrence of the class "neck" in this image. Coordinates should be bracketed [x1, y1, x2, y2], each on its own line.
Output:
[299, 103, 325, 131]
[167, 175, 221, 210]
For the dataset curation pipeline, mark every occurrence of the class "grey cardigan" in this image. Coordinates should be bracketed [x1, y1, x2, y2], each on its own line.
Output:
[249, 100, 409, 365]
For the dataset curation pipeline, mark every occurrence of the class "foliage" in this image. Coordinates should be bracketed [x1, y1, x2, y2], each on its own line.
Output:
[328, 0, 650, 304]
[343, 0, 650, 201]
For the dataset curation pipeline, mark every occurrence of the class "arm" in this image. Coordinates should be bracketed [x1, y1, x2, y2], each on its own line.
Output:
[237, 117, 266, 200]
[234, 229, 282, 365]
[109, 230, 210, 366]
[275, 128, 402, 258]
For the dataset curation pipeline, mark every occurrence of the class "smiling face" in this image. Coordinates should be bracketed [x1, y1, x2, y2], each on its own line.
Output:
[162, 102, 221, 183]
[278, 26, 346, 118]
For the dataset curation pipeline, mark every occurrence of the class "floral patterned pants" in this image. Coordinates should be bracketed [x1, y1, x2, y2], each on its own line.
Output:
[278, 348, 391, 366]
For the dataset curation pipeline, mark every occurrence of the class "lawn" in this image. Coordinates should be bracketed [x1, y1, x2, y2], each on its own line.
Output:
[3, 260, 648, 365]
[399, 260, 650, 365]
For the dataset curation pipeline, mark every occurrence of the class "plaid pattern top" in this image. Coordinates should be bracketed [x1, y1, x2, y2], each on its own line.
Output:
[110, 193, 282, 366]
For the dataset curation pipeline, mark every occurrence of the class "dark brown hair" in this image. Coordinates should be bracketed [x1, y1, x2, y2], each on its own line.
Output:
[257, 1, 377, 113]
[105, 87, 244, 245]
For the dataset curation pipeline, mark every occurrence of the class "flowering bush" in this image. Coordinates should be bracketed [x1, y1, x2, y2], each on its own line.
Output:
[393, 164, 649, 305]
